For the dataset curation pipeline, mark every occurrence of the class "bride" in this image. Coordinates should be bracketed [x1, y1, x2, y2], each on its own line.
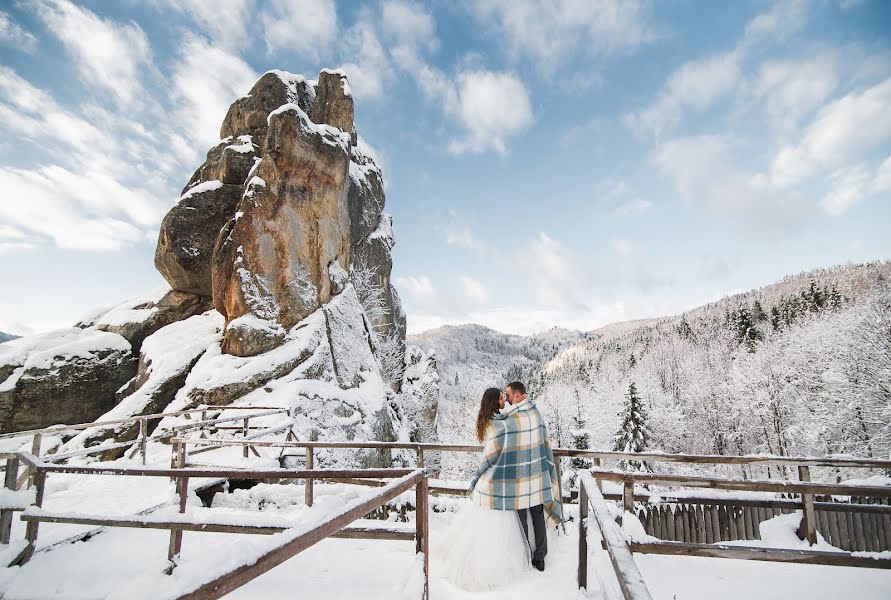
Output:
[433, 387, 532, 590]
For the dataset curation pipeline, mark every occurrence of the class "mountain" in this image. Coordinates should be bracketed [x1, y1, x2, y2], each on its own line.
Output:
[417, 261, 891, 481]
[0, 331, 19, 344]
[0, 69, 436, 464]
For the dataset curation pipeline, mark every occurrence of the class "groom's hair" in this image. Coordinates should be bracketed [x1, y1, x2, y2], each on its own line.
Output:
[507, 381, 526, 395]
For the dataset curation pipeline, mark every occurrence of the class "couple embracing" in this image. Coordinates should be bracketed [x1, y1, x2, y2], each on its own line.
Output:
[435, 381, 564, 591]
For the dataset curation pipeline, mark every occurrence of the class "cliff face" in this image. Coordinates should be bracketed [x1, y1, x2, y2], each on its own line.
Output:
[0, 69, 435, 454]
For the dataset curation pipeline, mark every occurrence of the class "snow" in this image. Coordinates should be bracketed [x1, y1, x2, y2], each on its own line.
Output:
[0, 328, 132, 394]
[224, 135, 256, 154]
[369, 213, 394, 249]
[179, 180, 224, 201]
[85, 286, 171, 328]
[266, 103, 351, 150]
[0, 487, 34, 510]
[58, 312, 224, 451]
[266, 69, 316, 105]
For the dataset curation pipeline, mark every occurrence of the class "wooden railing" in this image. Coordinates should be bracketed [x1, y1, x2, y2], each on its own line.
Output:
[0, 406, 291, 489]
[577, 467, 891, 599]
[3, 450, 429, 599]
[578, 471, 653, 600]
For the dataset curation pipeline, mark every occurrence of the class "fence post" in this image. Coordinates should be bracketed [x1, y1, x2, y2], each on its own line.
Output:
[415, 473, 429, 599]
[416, 448, 425, 469]
[592, 457, 603, 491]
[797, 465, 817, 545]
[17, 467, 46, 565]
[578, 478, 588, 590]
[167, 441, 188, 571]
[242, 418, 250, 458]
[622, 481, 634, 526]
[27, 433, 42, 489]
[139, 418, 148, 465]
[1, 457, 19, 544]
[200, 408, 208, 438]
[305, 447, 314, 508]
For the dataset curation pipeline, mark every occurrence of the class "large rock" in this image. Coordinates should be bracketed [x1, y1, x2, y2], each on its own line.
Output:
[0, 329, 136, 433]
[155, 182, 244, 297]
[57, 312, 223, 457]
[220, 70, 314, 142]
[86, 288, 211, 353]
[213, 71, 354, 357]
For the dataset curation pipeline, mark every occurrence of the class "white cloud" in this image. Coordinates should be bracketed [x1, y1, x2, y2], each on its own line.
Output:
[0, 10, 37, 52]
[524, 232, 578, 309]
[169, 34, 257, 151]
[339, 18, 394, 101]
[381, 0, 437, 51]
[469, 0, 656, 74]
[156, 0, 255, 49]
[652, 134, 810, 230]
[609, 238, 634, 256]
[441, 210, 483, 250]
[742, 0, 810, 45]
[626, 51, 741, 137]
[613, 198, 653, 217]
[873, 154, 891, 193]
[768, 77, 891, 186]
[753, 52, 840, 131]
[34, 0, 153, 105]
[447, 70, 534, 156]
[460, 276, 489, 303]
[394, 275, 436, 306]
[0, 166, 146, 251]
[821, 164, 871, 216]
[260, 0, 338, 58]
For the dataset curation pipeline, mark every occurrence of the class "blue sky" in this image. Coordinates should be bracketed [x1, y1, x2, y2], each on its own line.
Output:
[0, 0, 889, 336]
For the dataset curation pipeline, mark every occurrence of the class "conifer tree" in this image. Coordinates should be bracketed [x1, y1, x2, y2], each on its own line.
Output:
[613, 382, 652, 472]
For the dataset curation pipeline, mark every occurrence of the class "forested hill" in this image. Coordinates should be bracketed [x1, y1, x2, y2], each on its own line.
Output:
[421, 261, 891, 479]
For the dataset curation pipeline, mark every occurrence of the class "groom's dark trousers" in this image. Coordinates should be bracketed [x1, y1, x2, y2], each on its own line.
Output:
[517, 504, 547, 569]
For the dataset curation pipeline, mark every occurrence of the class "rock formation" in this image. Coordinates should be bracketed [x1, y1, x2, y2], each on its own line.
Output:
[0, 68, 435, 461]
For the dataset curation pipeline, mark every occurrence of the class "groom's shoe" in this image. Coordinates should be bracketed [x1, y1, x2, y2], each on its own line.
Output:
[532, 559, 545, 572]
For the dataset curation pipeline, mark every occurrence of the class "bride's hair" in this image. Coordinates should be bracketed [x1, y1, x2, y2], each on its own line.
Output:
[476, 387, 502, 442]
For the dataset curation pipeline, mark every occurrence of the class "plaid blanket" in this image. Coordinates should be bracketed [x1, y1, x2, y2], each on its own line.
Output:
[468, 399, 563, 526]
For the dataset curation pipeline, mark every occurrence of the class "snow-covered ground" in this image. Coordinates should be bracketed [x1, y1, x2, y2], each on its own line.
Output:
[1, 470, 890, 599]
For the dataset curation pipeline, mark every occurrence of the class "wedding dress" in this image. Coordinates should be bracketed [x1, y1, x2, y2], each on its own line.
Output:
[432, 497, 532, 590]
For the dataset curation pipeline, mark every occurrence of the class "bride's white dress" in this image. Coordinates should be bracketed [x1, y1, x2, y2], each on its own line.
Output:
[432, 502, 532, 591]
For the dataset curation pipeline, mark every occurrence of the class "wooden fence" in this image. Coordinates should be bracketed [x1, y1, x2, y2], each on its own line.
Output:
[2, 450, 429, 599]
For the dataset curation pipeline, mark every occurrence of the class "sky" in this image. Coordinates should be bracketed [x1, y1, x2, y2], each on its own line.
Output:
[0, 0, 889, 337]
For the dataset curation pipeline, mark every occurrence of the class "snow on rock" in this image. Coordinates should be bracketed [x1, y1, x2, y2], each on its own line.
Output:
[397, 346, 439, 445]
[0, 328, 136, 433]
[58, 312, 225, 456]
[323, 285, 378, 389]
[179, 179, 224, 202]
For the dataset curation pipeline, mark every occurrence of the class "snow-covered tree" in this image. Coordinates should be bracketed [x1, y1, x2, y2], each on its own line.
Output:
[613, 382, 652, 472]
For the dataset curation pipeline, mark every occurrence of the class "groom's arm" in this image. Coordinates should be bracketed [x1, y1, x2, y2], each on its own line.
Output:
[467, 421, 506, 494]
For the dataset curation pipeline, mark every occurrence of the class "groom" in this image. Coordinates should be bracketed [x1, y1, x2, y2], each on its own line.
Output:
[469, 380, 563, 572]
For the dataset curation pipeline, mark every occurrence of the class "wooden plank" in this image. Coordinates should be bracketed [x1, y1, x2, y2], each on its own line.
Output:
[727, 506, 738, 540]
[19, 514, 414, 540]
[742, 506, 754, 540]
[675, 507, 685, 543]
[579, 473, 654, 600]
[840, 509, 854, 551]
[13, 469, 45, 566]
[827, 508, 841, 549]
[0, 457, 18, 544]
[882, 512, 891, 551]
[305, 448, 314, 508]
[816, 509, 831, 545]
[703, 506, 714, 544]
[711, 505, 722, 542]
[578, 480, 588, 590]
[853, 510, 867, 552]
[695, 506, 706, 544]
[666, 506, 675, 541]
[798, 466, 817, 545]
[623, 481, 634, 516]
[35, 464, 414, 480]
[587, 468, 891, 498]
[174, 470, 425, 600]
[629, 540, 891, 569]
